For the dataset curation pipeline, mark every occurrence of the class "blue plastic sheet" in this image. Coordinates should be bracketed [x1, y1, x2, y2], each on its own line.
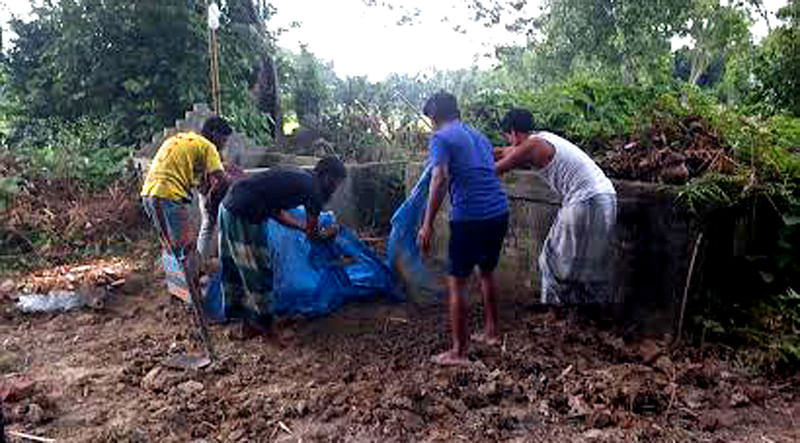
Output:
[204, 208, 398, 320]
[386, 163, 439, 295]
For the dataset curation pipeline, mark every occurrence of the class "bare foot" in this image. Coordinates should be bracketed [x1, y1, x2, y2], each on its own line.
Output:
[431, 350, 472, 367]
[232, 322, 265, 341]
[471, 332, 500, 346]
[265, 329, 296, 348]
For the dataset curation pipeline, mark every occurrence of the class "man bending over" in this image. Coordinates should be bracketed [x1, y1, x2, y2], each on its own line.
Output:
[495, 108, 616, 306]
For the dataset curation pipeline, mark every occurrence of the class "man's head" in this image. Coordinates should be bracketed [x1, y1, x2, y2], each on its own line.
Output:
[314, 155, 347, 201]
[501, 108, 535, 146]
[423, 91, 460, 128]
[201, 116, 233, 151]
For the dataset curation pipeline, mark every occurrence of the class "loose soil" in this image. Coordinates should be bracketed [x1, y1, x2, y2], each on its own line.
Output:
[1, 244, 798, 442]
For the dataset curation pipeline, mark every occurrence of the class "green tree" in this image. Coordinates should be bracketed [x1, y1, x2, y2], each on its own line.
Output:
[279, 46, 333, 126]
[673, 46, 726, 87]
[4, 0, 275, 146]
[753, 0, 800, 116]
[682, 0, 750, 86]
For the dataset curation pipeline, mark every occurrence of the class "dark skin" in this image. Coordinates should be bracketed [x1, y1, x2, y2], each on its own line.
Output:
[271, 174, 344, 241]
[494, 130, 556, 174]
[186, 132, 230, 282]
[198, 131, 231, 204]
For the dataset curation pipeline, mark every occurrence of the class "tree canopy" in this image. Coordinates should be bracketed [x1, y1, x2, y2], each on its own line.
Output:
[4, 0, 275, 146]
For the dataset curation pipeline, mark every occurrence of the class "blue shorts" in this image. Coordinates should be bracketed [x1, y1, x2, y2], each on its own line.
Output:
[448, 213, 509, 278]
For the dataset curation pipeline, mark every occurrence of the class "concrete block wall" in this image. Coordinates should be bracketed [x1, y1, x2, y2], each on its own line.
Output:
[137, 103, 266, 168]
[405, 163, 561, 295]
[135, 155, 407, 240]
[405, 162, 693, 333]
[136, 149, 694, 333]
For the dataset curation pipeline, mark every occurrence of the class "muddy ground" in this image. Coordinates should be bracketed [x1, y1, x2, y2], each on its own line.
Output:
[1, 244, 798, 442]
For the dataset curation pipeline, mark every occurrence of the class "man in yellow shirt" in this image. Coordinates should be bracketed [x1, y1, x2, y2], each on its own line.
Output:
[141, 116, 233, 296]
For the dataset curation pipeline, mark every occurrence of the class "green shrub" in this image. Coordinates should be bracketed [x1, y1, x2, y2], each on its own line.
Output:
[9, 117, 132, 190]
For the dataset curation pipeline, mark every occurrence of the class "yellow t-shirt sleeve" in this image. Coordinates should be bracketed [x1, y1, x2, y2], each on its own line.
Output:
[203, 143, 223, 174]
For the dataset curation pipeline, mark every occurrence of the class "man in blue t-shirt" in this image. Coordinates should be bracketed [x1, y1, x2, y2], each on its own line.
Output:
[417, 91, 510, 366]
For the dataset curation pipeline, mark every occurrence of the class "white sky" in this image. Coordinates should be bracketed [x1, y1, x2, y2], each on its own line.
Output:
[0, 0, 790, 80]
[269, 0, 539, 80]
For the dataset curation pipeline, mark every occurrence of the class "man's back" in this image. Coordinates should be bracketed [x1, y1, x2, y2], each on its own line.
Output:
[429, 121, 508, 221]
[141, 132, 222, 201]
[223, 167, 323, 223]
[535, 131, 615, 205]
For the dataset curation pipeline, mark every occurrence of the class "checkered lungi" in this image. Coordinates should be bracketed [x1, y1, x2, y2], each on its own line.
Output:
[217, 205, 274, 329]
[539, 193, 617, 305]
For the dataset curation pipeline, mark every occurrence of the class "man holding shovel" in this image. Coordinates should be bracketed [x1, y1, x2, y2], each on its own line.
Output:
[141, 116, 233, 363]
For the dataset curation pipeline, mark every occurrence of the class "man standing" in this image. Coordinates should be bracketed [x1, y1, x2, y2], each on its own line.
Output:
[218, 156, 347, 336]
[495, 108, 616, 306]
[141, 116, 233, 292]
[417, 92, 509, 366]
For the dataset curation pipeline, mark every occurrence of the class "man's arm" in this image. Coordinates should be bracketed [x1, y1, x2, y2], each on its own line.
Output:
[495, 136, 554, 175]
[305, 214, 319, 238]
[206, 170, 227, 196]
[273, 210, 307, 232]
[424, 164, 448, 228]
[495, 144, 534, 176]
[417, 164, 448, 255]
[493, 146, 509, 161]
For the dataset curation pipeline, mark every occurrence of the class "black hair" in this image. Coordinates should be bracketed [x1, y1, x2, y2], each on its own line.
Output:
[423, 91, 461, 123]
[201, 116, 233, 142]
[501, 108, 535, 134]
[314, 155, 347, 180]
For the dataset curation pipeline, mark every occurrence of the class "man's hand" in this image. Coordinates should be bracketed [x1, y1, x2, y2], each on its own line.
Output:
[493, 146, 508, 161]
[417, 222, 434, 256]
[318, 224, 339, 241]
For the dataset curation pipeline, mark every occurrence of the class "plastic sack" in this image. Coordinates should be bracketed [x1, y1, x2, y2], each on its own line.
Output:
[208, 3, 221, 30]
[204, 208, 398, 320]
[16, 291, 86, 313]
[386, 163, 439, 298]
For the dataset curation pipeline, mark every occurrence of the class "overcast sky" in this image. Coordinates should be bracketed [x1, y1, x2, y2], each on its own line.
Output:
[0, 0, 789, 81]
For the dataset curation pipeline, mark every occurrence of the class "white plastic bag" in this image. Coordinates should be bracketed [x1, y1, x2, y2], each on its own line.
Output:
[208, 3, 221, 30]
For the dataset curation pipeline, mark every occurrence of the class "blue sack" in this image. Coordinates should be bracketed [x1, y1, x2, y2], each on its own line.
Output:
[205, 208, 398, 319]
[386, 163, 439, 297]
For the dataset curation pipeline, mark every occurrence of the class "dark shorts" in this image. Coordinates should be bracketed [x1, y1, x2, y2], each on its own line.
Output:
[448, 213, 509, 278]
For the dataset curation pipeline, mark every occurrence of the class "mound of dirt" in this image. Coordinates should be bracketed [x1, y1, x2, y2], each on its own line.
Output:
[0, 157, 146, 264]
[5, 251, 799, 442]
[599, 116, 738, 184]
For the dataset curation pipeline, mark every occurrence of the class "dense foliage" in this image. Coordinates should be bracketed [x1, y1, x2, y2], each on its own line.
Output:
[1, 0, 276, 181]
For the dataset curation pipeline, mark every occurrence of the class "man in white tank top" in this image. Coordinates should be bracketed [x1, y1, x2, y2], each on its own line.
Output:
[495, 108, 617, 306]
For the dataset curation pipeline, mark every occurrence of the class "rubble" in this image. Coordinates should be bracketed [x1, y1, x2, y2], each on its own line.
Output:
[599, 116, 737, 183]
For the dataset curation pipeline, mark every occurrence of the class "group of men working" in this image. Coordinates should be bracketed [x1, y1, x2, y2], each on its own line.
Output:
[140, 91, 616, 366]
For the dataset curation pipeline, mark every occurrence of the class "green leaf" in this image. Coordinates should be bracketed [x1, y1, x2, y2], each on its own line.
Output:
[783, 215, 800, 227]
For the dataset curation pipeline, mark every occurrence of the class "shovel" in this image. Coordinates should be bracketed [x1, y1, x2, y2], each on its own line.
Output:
[161, 256, 216, 370]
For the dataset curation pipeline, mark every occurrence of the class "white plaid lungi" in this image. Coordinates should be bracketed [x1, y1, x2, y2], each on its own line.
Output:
[540, 193, 617, 305]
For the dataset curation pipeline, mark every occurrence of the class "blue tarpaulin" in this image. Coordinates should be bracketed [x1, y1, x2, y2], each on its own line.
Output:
[193, 165, 439, 320]
[204, 208, 398, 320]
[385, 163, 439, 296]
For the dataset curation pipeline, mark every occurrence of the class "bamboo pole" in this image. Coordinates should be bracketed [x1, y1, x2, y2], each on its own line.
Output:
[211, 29, 221, 115]
[206, 1, 221, 115]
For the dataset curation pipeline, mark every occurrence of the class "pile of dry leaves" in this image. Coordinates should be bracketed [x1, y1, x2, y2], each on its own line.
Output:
[0, 155, 146, 263]
[599, 116, 739, 183]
